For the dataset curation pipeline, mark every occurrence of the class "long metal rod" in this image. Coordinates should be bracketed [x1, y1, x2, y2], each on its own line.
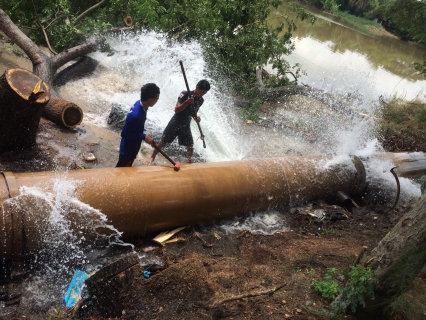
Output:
[179, 60, 206, 148]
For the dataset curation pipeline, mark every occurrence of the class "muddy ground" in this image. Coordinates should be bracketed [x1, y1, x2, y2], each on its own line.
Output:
[1, 32, 426, 320]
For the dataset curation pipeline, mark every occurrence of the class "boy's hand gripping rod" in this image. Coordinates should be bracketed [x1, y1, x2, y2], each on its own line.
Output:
[152, 140, 180, 171]
[179, 60, 206, 148]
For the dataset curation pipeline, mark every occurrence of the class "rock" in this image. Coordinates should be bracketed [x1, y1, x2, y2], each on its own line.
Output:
[107, 103, 129, 131]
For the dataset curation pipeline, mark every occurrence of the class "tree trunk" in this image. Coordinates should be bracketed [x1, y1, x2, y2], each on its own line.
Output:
[53, 56, 99, 87]
[0, 68, 50, 152]
[0, 8, 99, 133]
[361, 192, 426, 316]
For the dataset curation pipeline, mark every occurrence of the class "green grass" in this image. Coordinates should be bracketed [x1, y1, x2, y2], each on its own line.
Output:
[378, 98, 426, 151]
[332, 10, 382, 36]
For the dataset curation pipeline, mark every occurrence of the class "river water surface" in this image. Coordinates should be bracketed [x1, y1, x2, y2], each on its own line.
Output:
[271, 3, 426, 101]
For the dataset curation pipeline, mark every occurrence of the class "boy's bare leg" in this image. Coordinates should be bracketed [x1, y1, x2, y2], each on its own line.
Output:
[146, 140, 164, 165]
[186, 145, 194, 163]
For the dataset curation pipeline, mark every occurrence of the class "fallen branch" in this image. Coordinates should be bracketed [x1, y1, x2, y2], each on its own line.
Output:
[210, 283, 287, 307]
[74, 0, 109, 22]
[194, 232, 213, 248]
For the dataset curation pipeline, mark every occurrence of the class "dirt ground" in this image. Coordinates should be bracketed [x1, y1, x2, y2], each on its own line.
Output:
[1, 33, 426, 320]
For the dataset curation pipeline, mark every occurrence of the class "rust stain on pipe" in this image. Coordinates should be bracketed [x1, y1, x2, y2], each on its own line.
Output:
[0, 155, 366, 260]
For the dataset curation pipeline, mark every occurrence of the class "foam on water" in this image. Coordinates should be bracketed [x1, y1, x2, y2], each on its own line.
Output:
[218, 211, 290, 235]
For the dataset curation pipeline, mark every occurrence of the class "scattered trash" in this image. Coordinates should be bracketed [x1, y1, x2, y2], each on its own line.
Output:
[247, 120, 254, 124]
[82, 152, 96, 161]
[143, 270, 151, 278]
[64, 269, 89, 308]
[213, 231, 221, 240]
[308, 209, 325, 220]
[162, 236, 186, 244]
[194, 232, 213, 248]
[152, 226, 186, 245]
[142, 245, 160, 252]
[142, 263, 167, 272]
[330, 214, 348, 221]
[236, 230, 250, 239]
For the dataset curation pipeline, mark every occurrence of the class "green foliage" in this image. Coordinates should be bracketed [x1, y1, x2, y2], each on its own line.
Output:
[348, 0, 378, 15]
[2, 0, 316, 95]
[2, 0, 111, 50]
[140, 146, 148, 156]
[379, 98, 426, 151]
[336, 10, 380, 27]
[311, 267, 341, 299]
[320, 228, 336, 236]
[311, 265, 377, 317]
[377, 0, 426, 44]
[241, 99, 263, 120]
[414, 53, 426, 78]
[321, 0, 341, 13]
[294, 267, 303, 273]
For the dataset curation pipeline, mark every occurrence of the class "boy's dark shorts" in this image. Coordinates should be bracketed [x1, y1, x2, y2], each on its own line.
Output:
[162, 122, 193, 146]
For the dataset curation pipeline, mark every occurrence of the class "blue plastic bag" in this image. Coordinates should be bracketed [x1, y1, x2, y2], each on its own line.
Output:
[63, 269, 89, 308]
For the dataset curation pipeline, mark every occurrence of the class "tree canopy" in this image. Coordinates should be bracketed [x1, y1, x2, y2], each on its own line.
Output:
[1, 0, 316, 94]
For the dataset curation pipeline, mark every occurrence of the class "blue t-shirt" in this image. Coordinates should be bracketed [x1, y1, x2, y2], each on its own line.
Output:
[119, 100, 147, 160]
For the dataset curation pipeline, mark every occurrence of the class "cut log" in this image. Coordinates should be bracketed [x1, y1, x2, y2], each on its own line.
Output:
[0, 68, 50, 153]
[42, 98, 83, 128]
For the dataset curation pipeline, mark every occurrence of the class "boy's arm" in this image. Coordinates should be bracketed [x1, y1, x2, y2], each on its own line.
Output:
[174, 92, 194, 113]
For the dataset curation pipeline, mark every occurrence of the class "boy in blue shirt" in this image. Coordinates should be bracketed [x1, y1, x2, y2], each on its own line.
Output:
[146, 79, 210, 164]
[116, 83, 160, 167]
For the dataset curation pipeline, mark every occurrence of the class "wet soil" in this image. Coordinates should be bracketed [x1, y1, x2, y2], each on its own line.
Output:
[1, 33, 426, 320]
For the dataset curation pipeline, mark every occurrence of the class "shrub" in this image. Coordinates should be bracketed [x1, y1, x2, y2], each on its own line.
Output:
[311, 265, 377, 317]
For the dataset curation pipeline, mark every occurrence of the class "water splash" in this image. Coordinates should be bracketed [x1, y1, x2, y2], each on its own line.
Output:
[2, 178, 130, 307]
[218, 211, 289, 235]
[59, 31, 244, 162]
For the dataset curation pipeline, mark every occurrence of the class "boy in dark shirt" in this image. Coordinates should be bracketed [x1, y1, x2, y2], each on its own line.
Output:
[146, 79, 210, 164]
[116, 83, 160, 167]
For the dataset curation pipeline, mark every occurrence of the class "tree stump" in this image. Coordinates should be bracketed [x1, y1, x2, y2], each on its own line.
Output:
[85, 253, 144, 317]
[42, 98, 83, 128]
[0, 68, 50, 153]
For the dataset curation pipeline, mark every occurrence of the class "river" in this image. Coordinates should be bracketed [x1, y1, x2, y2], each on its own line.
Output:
[270, 3, 426, 102]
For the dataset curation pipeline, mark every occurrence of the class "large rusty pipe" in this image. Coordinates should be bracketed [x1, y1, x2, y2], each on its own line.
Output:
[383, 152, 426, 178]
[0, 155, 366, 260]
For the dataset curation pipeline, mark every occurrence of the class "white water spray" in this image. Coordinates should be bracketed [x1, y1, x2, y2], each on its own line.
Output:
[58, 30, 421, 224]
